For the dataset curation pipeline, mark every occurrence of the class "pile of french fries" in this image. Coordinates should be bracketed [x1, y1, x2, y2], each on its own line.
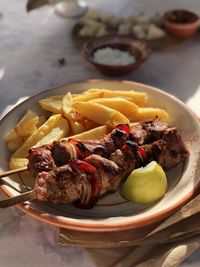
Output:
[4, 88, 169, 171]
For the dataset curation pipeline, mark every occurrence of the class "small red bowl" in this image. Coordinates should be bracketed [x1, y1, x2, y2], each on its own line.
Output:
[82, 35, 151, 76]
[163, 10, 200, 39]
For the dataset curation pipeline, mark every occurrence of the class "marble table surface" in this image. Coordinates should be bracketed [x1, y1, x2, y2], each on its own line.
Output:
[0, 0, 200, 266]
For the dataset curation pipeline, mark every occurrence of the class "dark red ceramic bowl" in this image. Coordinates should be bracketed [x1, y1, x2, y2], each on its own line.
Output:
[82, 35, 151, 76]
[163, 10, 200, 39]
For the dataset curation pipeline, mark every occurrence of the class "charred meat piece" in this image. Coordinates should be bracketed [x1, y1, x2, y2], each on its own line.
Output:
[51, 141, 77, 166]
[85, 154, 122, 193]
[28, 145, 55, 177]
[35, 159, 102, 208]
[130, 117, 168, 144]
[35, 164, 83, 204]
[143, 139, 189, 170]
[156, 128, 189, 169]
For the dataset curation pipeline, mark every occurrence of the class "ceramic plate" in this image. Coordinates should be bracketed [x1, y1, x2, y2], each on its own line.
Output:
[0, 80, 200, 232]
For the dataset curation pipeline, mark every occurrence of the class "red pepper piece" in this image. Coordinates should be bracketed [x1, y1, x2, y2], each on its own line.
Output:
[116, 124, 130, 134]
[70, 159, 101, 209]
[137, 147, 147, 163]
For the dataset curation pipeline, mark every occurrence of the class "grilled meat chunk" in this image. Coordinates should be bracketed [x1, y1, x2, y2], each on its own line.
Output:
[130, 117, 168, 144]
[51, 141, 76, 166]
[85, 154, 122, 193]
[35, 164, 84, 204]
[28, 145, 55, 177]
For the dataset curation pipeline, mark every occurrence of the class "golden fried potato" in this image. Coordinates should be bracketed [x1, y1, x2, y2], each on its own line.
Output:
[39, 97, 63, 114]
[12, 114, 63, 158]
[16, 117, 39, 137]
[73, 101, 129, 126]
[37, 115, 47, 127]
[62, 125, 107, 141]
[62, 92, 76, 120]
[15, 109, 38, 137]
[9, 157, 28, 170]
[132, 107, 169, 122]
[86, 89, 148, 106]
[4, 128, 18, 142]
[72, 91, 103, 102]
[68, 119, 86, 135]
[5, 109, 39, 139]
[90, 97, 139, 120]
[34, 117, 69, 147]
[7, 136, 24, 152]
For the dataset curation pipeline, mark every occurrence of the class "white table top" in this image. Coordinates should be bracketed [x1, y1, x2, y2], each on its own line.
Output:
[0, 0, 200, 266]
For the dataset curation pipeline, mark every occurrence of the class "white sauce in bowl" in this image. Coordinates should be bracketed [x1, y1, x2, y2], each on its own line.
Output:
[92, 47, 136, 66]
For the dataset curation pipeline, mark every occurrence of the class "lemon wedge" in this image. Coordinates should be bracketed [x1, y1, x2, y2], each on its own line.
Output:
[121, 161, 167, 204]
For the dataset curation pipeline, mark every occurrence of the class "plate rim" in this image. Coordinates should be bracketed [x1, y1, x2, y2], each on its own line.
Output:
[0, 79, 200, 232]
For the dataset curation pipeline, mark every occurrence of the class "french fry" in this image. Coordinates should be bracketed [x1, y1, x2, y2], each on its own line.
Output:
[62, 92, 76, 120]
[38, 115, 47, 127]
[4, 128, 18, 142]
[16, 109, 39, 136]
[5, 109, 39, 140]
[72, 91, 103, 102]
[68, 119, 86, 135]
[62, 125, 107, 141]
[34, 117, 70, 147]
[12, 114, 63, 158]
[90, 97, 139, 120]
[7, 136, 24, 152]
[73, 101, 129, 126]
[16, 117, 39, 137]
[9, 157, 28, 170]
[39, 97, 63, 114]
[86, 89, 148, 106]
[131, 107, 169, 122]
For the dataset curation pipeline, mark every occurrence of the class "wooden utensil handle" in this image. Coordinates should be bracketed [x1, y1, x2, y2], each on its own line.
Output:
[0, 166, 28, 179]
[0, 190, 36, 208]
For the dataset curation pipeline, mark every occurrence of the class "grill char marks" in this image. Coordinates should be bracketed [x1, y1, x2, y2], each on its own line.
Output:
[85, 154, 122, 193]
[28, 124, 130, 176]
[160, 128, 189, 169]
[28, 145, 55, 177]
[130, 117, 168, 145]
[35, 164, 84, 204]
[51, 141, 75, 166]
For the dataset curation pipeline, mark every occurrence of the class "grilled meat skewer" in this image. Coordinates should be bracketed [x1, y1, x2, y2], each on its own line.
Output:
[28, 118, 182, 177]
[0, 124, 189, 209]
[35, 135, 189, 208]
[28, 123, 130, 176]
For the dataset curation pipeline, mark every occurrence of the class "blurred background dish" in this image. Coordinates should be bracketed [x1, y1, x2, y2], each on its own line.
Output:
[163, 10, 200, 39]
[54, 0, 88, 18]
[82, 35, 151, 75]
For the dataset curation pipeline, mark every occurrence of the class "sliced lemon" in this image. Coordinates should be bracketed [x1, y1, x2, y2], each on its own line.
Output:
[121, 161, 167, 204]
